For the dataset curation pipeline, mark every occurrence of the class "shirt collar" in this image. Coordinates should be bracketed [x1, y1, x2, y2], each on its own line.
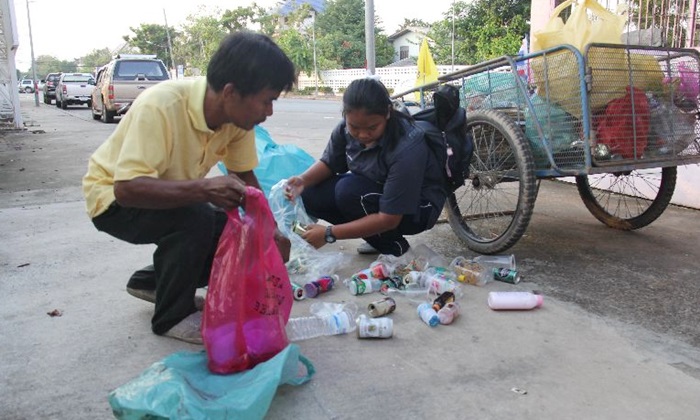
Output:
[188, 78, 211, 133]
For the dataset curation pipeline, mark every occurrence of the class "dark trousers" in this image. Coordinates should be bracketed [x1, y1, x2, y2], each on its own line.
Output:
[301, 173, 438, 256]
[92, 203, 226, 334]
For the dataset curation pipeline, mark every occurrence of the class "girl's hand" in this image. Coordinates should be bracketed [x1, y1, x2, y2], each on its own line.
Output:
[301, 224, 326, 249]
[284, 177, 305, 201]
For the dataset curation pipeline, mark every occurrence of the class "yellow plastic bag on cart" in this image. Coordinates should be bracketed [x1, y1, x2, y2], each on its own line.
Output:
[531, 0, 627, 53]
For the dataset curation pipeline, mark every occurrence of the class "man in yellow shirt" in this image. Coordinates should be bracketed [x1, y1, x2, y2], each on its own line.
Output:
[82, 32, 295, 344]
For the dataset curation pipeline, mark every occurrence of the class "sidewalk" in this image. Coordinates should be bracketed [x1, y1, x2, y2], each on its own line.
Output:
[2, 99, 700, 419]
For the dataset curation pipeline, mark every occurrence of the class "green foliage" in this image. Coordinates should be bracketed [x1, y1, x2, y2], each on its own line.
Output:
[81, 48, 113, 71]
[29, 55, 77, 77]
[315, 0, 394, 68]
[123, 23, 178, 67]
[430, 0, 530, 65]
[277, 28, 312, 77]
[176, 11, 229, 75]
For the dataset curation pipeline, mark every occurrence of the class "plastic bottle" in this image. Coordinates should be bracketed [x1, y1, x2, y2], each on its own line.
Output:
[417, 302, 439, 327]
[449, 256, 491, 286]
[285, 307, 358, 341]
[421, 268, 461, 296]
[346, 277, 383, 295]
[438, 301, 460, 325]
[487, 291, 543, 310]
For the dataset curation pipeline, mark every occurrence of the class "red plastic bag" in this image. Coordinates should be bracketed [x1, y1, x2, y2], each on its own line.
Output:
[203, 187, 293, 375]
[594, 87, 650, 159]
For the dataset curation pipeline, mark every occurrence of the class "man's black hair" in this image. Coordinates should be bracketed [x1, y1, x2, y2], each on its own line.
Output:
[207, 31, 296, 96]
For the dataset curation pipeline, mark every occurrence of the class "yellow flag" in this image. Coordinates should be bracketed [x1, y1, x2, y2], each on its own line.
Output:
[415, 38, 439, 101]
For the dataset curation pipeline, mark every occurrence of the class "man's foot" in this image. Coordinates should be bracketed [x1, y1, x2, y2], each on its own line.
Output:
[162, 312, 203, 345]
[126, 287, 205, 311]
[356, 242, 380, 255]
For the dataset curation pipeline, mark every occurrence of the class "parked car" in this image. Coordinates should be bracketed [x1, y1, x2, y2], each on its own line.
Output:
[42, 72, 62, 104]
[55, 73, 95, 109]
[18, 79, 35, 93]
[91, 54, 169, 123]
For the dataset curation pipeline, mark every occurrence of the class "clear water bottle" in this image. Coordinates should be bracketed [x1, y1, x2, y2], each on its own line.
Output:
[285, 307, 358, 341]
[345, 277, 383, 295]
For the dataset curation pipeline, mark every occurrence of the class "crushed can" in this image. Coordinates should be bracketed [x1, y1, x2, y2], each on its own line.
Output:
[356, 314, 393, 338]
[368, 297, 396, 317]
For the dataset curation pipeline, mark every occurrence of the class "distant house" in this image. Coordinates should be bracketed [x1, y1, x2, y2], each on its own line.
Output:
[387, 27, 430, 64]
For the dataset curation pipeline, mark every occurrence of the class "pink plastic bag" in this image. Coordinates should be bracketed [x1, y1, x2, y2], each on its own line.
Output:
[203, 187, 293, 375]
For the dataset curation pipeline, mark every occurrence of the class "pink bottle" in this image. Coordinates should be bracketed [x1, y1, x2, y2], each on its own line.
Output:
[487, 291, 543, 310]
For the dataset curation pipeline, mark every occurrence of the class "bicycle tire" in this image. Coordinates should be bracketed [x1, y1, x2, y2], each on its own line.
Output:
[575, 166, 677, 230]
[446, 109, 537, 254]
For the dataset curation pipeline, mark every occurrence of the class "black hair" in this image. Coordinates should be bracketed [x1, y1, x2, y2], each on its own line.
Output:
[342, 78, 411, 149]
[207, 31, 296, 96]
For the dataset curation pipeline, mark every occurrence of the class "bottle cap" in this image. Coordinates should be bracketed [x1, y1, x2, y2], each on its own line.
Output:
[535, 295, 544, 308]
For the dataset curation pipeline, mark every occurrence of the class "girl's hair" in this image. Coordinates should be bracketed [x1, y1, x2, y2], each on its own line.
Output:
[342, 78, 411, 149]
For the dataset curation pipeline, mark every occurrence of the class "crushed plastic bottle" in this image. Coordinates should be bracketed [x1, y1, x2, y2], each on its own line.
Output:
[285, 302, 358, 341]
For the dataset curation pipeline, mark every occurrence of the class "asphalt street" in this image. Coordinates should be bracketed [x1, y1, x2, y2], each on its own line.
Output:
[2, 93, 700, 419]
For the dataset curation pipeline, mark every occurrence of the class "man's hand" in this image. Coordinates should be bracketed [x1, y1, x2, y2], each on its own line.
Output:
[205, 175, 247, 211]
[274, 229, 291, 263]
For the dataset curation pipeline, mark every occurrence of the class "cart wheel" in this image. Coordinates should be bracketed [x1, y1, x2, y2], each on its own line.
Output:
[575, 167, 676, 230]
[446, 109, 537, 254]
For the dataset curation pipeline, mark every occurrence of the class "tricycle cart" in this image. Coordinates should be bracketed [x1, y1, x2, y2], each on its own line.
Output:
[392, 43, 700, 254]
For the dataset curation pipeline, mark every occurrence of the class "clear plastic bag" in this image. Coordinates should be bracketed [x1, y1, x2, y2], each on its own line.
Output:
[268, 180, 347, 285]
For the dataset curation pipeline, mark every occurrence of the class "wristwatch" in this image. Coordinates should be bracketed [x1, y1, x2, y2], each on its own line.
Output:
[325, 226, 337, 243]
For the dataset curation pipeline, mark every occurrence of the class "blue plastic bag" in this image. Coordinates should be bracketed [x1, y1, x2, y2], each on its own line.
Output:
[109, 344, 314, 420]
[253, 126, 315, 198]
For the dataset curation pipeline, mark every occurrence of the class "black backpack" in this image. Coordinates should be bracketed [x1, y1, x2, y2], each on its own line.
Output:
[411, 84, 474, 192]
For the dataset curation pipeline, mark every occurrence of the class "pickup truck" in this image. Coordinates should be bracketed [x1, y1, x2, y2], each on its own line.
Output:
[56, 73, 95, 109]
[91, 55, 170, 123]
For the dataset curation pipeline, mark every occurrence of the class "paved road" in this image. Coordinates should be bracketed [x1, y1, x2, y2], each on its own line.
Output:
[2, 94, 700, 418]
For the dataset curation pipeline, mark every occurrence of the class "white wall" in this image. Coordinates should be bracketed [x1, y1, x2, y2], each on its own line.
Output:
[391, 32, 425, 62]
[297, 65, 468, 94]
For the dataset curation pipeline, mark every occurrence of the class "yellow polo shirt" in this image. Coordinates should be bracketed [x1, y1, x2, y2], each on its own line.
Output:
[82, 77, 257, 218]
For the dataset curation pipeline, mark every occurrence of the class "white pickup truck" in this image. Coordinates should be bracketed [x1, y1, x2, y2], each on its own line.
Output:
[55, 73, 95, 109]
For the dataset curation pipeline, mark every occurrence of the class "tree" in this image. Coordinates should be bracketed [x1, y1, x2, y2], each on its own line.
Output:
[81, 48, 113, 72]
[429, 0, 530, 65]
[123, 23, 178, 67]
[28, 55, 77, 77]
[176, 9, 228, 75]
[315, 0, 394, 68]
[397, 18, 431, 32]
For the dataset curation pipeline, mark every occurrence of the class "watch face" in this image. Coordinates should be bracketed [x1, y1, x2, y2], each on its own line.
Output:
[325, 226, 336, 243]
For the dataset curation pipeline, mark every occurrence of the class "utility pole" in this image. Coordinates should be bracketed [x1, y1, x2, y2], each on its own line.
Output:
[312, 10, 318, 96]
[451, 0, 455, 71]
[25, 0, 38, 107]
[163, 9, 176, 79]
[364, 0, 375, 75]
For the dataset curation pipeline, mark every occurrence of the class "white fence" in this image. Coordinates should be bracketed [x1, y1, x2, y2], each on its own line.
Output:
[297, 65, 469, 93]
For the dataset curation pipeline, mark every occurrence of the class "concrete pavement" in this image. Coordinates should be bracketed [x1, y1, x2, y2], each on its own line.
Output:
[2, 97, 700, 419]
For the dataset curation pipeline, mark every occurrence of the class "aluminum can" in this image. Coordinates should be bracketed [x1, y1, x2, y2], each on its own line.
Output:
[357, 314, 393, 338]
[291, 282, 306, 300]
[304, 275, 337, 298]
[493, 268, 521, 284]
[291, 221, 308, 235]
[368, 297, 396, 317]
